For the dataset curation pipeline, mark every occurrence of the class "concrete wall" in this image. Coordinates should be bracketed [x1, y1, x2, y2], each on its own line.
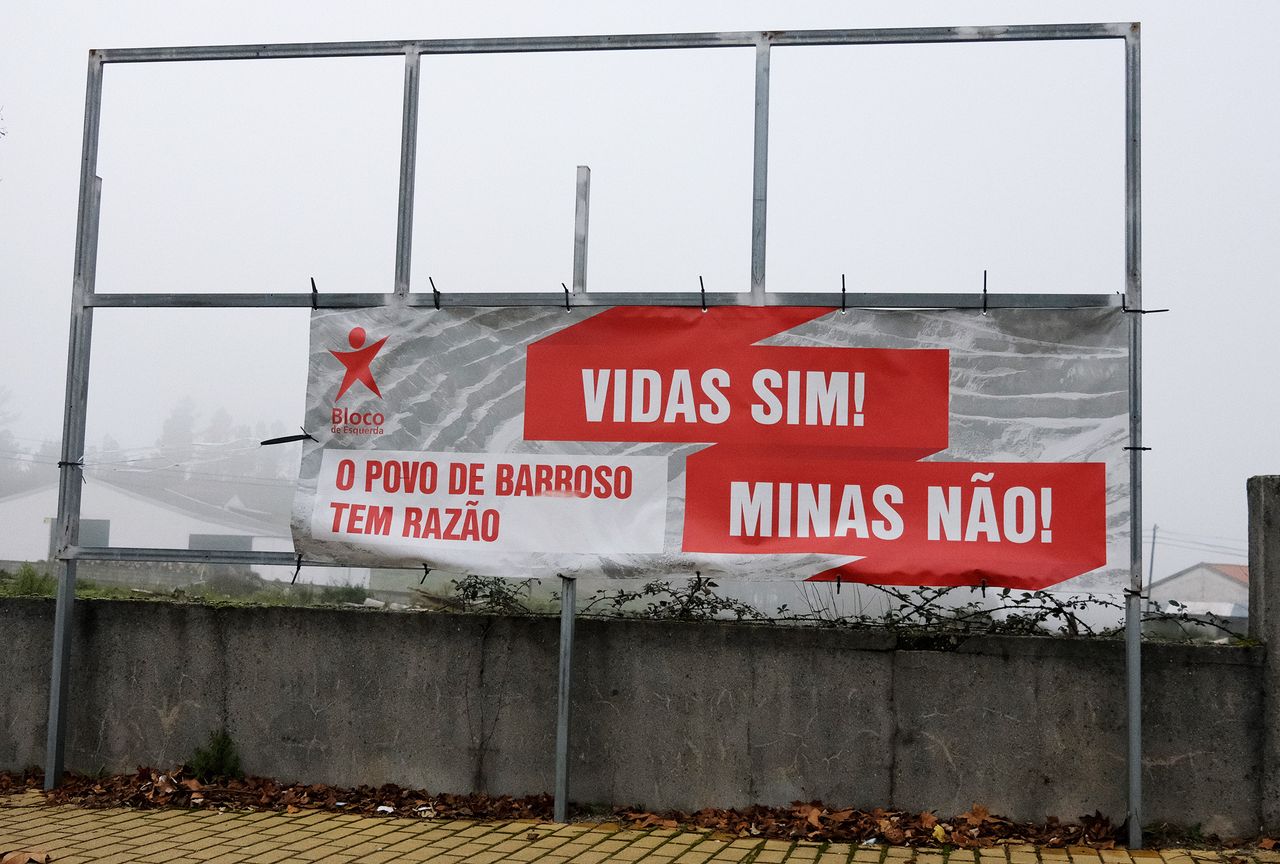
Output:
[0, 598, 1262, 836]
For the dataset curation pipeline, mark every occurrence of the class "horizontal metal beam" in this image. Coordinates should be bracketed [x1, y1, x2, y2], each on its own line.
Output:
[62, 545, 348, 568]
[95, 24, 1133, 64]
[87, 291, 1122, 310]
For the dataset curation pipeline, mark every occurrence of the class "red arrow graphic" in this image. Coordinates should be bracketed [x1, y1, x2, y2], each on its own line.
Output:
[524, 306, 949, 457]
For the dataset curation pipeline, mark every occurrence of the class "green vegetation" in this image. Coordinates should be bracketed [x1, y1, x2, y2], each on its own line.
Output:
[0, 564, 366, 608]
[8, 563, 54, 595]
[317, 583, 367, 604]
[188, 728, 243, 783]
[0, 561, 1247, 643]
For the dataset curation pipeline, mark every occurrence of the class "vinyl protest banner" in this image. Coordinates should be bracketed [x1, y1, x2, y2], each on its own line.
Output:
[293, 305, 1128, 590]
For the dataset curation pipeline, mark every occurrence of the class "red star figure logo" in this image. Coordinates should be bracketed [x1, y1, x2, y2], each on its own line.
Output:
[331, 326, 388, 400]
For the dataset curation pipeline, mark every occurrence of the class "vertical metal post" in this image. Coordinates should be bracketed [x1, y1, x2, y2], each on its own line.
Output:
[553, 160, 592, 818]
[553, 575, 577, 822]
[572, 166, 591, 294]
[1123, 24, 1144, 850]
[46, 52, 104, 791]
[750, 37, 771, 303]
[394, 47, 421, 296]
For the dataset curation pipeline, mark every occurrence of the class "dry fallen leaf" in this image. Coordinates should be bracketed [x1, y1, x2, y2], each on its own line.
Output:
[965, 804, 991, 826]
[1, 852, 51, 864]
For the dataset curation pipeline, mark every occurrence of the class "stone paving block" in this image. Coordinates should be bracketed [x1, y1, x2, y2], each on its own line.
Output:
[88, 854, 143, 864]
[127, 838, 187, 856]
[665, 835, 703, 847]
[530, 854, 573, 864]
[392, 849, 458, 863]
[357, 851, 409, 864]
[455, 824, 495, 837]
[140, 854, 189, 864]
[853, 850, 884, 863]
[473, 838, 521, 854]
[565, 851, 611, 863]
[595, 839, 635, 853]
[288, 833, 346, 851]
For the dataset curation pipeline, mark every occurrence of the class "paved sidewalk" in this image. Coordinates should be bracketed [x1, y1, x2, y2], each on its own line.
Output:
[1, 792, 1272, 864]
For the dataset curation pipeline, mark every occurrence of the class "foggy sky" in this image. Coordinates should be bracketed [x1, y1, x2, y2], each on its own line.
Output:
[1, 0, 1276, 580]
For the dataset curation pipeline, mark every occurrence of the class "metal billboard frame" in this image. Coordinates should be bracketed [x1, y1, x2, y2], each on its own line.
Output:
[48, 23, 1145, 845]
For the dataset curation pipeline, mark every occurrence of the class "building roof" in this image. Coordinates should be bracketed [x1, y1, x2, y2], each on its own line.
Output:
[1150, 561, 1249, 590]
[1207, 563, 1249, 586]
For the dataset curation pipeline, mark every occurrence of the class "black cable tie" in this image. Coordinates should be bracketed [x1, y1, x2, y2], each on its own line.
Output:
[699, 276, 707, 312]
[840, 274, 847, 313]
[420, 564, 431, 585]
[261, 428, 317, 446]
[429, 276, 441, 310]
[982, 269, 988, 315]
[1123, 586, 1148, 599]
[57, 457, 87, 484]
[291, 553, 303, 585]
[1124, 446, 1152, 451]
[1121, 295, 1170, 314]
[562, 283, 571, 312]
[310, 276, 318, 310]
